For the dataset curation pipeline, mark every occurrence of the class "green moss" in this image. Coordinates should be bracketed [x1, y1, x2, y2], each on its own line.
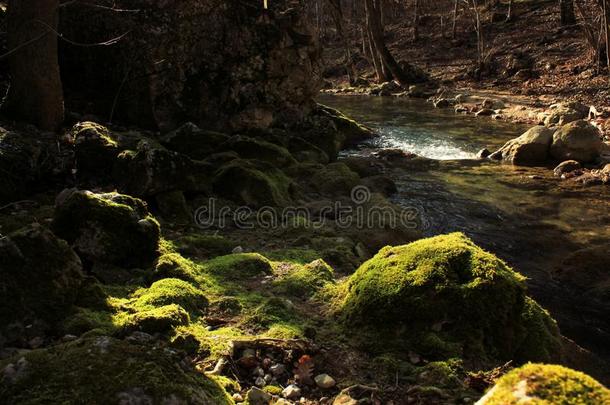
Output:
[212, 159, 293, 207]
[262, 248, 322, 265]
[174, 234, 237, 259]
[480, 364, 610, 404]
[203, 253, 272, 280]
[62, 307, 116, 336]
[152, 252, 200, 282]
[335, 233, 561, 364]
[131, 278, 208, 316]
[124, 304, 190, 334]
[0, 336, 234, 404]
[273, 259, 335, 298]
[311, 162, 360, 196]
[263, 385, 283, 395]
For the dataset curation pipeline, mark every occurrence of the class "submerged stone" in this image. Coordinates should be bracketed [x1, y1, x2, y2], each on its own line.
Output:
[52, 189, 160, 268]
[337, 233, 561, 363]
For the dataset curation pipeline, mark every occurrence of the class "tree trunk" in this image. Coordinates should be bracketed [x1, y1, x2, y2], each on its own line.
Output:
[327, 0, 358, 84]
[452, 0, 459, 38]
[365, 0, 412, 85]
[413, 0, 420, 40]
[3, 0, 64, 131]
[559, 0, 576, 26]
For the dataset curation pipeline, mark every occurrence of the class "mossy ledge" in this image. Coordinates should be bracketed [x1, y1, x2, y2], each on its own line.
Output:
[0, 336, 234, 404]
[333, 232, 562, 364]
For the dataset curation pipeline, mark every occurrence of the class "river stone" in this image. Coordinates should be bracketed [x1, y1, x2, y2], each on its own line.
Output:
[52, 189, 160, 268]
[550, 120, 603, 163]
[490, 126, 554, 165]
[315, 374, 336, 389]
[544, 102, 589, 127]
[553, 160, 582, 177]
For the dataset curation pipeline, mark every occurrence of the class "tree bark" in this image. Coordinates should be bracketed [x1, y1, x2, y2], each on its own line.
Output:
[559, 0, 576, 26]
[3, 0, 64, 131]
[365, 0, 412, 85]
[327, 0, 358, 84]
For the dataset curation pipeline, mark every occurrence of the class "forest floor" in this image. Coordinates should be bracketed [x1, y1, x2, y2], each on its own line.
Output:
[322, 0, 610, 118]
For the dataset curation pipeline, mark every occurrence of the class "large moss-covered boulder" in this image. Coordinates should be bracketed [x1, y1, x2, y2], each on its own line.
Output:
[0, 224, 84, 336]
[212, 159, 293, 207]
[0, 336, 233, 404]
[550, 120, 604, 163]
[71, 122, 119, 179]
[52, 189, 160, 268]
[476, 364, 610, 404]
[301, 105, 375, 160]
[489, 126, 554, 166]
[336, 233, 561, 363]
[114, 140, 212, 197]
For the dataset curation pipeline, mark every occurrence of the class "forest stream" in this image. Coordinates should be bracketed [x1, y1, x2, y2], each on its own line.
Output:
[321, 94, 610, 362]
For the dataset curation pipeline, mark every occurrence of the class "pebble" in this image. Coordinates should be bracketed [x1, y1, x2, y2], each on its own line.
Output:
[28, 337, 44, 349]
[264, 373, 273, 383]
[238, 348, 258, 368]
[253, 366, 265, 377]
[408, 351, 421, 365]
[232, 393, 243, 402]
[255, 376, 266, 387]
[282, 384, 302, 399]
[269, 363, 286, 376]
[247, 387, 271, 403]
[232, 246, 244, 253]
[315, 374, 336, 389]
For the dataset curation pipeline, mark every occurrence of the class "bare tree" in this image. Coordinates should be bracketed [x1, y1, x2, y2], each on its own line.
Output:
[559, 0, 576, 26]
[2, 0, 64, 131]
[327, 0, 358, 84]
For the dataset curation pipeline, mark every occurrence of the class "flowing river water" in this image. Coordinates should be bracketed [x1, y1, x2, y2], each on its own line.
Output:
[319, 94, 610, 366]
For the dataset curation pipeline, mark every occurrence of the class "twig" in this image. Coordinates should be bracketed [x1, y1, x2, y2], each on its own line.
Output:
[33, 19, 131, 47]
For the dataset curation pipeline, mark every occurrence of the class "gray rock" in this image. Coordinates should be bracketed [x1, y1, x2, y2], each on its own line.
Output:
[476, 108, 495, 117]
[550, 120, 603, 163]
[491, 126, 554, 166]
[554, 160, 582, 177]
[315, 374, 336, 389]
[247, 387, 272, 404]
[282, 384, 302, 399]
[545, 102, 589, 127]
[269, 363, 286, 376]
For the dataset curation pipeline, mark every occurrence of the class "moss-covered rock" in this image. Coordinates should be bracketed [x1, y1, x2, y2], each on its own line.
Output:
[203, 253, 273, 280]
[124, 304, 191, 334]
[273, 259, 335, 298]
[212, 159, 293, 207]
[113, 140, 212, 197]
[335, 233, 561, 364]
[152, 252, 200, 282]
[218, 135, 297, 168]
[477, 364, 610, 404]
[311, 162, 360, 197]
[0, 224, 84, 337]
[0, 336, 234, 404]
[155, 190, 191, 224]
[52, 189, 161, 268]
[71, 122, 119, 180]
[159, 122, 230, 160]
[131, 278, 208, 316]
[173, 234, 237, 259]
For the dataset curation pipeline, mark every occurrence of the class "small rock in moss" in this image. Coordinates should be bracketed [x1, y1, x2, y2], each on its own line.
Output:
[132, 278, 208, 316]
[203, 253, 272, 280]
